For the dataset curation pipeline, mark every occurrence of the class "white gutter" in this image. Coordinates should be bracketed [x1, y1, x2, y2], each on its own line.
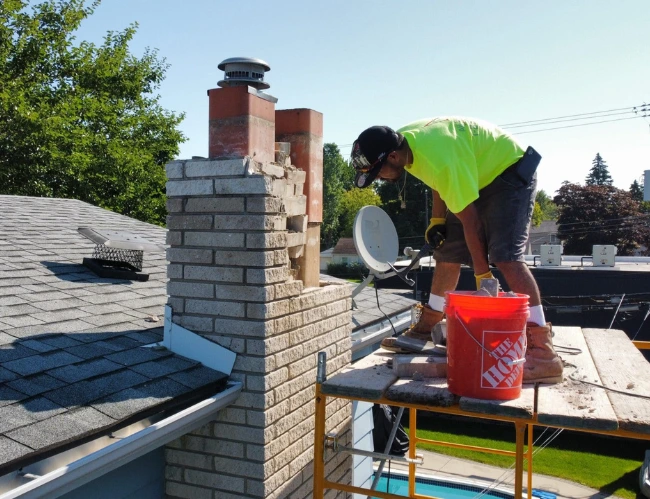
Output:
[1, 381, 243, 499]
[351, 310, 412, 354]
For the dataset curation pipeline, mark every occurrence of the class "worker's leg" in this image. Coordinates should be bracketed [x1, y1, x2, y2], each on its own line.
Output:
[494, 261, 540, 306]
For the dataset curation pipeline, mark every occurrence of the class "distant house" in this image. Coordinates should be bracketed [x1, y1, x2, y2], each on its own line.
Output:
[527, 220, 560, 255]
[332, 238, 362, 266]
[320, 247, 334, 271]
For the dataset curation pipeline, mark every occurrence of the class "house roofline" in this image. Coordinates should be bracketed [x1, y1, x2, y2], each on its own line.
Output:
[0, 382, 242, 499]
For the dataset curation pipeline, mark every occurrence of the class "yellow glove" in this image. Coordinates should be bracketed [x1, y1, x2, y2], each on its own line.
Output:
[425, 217, 446, 248]
[475, 270, 495, 290]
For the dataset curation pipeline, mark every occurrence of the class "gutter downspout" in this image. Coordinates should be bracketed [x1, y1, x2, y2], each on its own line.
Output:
[1, 381, 243, 499]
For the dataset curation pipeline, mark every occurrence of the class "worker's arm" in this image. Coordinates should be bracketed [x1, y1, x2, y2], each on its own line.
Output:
[454, 202, 489, 275]
[432, 189, 446, 218]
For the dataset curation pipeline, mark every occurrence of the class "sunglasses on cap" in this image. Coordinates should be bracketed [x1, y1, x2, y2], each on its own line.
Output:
[350, 142, 390, 173]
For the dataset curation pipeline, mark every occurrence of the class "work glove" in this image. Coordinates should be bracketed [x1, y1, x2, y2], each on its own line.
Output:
[425, 217, 446, 249]
[475, 270, 496, 290]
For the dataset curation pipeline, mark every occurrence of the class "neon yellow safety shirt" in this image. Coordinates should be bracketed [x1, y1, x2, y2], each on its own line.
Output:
[398, 117, 525, 213]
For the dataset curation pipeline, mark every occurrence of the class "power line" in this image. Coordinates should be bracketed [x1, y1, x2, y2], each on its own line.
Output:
[516, 115, 646, 135]
[500, 105, 639, 126]
[333, 102, 649, 148]
[506, 110, 636, 129]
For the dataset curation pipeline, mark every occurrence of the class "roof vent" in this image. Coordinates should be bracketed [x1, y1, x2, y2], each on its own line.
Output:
[217, 57, 271, 90]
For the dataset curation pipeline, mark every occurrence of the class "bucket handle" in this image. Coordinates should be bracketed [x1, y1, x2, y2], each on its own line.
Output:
[454, 311, 527, 367]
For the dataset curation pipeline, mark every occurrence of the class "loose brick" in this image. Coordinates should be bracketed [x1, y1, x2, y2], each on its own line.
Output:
[185, 265, 243, 283]
[283, 195, 307, 217]
[247, 197, 283, 213]
[185, 299, 245, 318]
[214, 177, 274, 195]
[165, 161, 184, 179]
[166, 180, 213, 196]
[166, 248, 212, 264]
[286, 231, 306, 247]
[185, 158, 248, 177]
[167, 215, 212, 230]
[184, 232, 244, 248]
[185, 197, 245, 213]
[287, 214, 307, 233]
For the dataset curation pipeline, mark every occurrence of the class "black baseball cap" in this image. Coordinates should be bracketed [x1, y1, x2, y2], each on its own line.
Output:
[351, 126, 402, 188]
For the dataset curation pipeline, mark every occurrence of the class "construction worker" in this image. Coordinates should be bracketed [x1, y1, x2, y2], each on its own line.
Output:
[351, 117, 563, 383]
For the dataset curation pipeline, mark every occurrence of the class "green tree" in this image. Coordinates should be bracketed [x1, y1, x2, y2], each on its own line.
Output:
[532, 202, 543, 227]
[0, 0, 185, 225]
[535, 190, 557, 220]
[338, 188, 381, 237]
[585, 153, 613, 186]
[630, 179, 644, 202]
[321, 143, 348, 248]
[553, 183, 650, 255]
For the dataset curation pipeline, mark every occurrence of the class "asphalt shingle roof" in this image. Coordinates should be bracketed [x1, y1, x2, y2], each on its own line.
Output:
[0, 195, 227, 475]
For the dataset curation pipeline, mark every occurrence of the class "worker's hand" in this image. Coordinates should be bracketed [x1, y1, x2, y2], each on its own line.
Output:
[425, 217, 446, 249]
[475, 270, 495, 290]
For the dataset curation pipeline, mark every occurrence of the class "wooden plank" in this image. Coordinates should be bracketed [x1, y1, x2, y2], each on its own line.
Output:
[583, 328, 650, 434]
[321, 350, 395, 400]
[385, 378, 458, 407]
[459, 387, 535, 420]
[537, 326, 618, 431]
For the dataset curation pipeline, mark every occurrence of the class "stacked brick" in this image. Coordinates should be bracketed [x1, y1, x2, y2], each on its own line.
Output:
[165, 156, 353, 498]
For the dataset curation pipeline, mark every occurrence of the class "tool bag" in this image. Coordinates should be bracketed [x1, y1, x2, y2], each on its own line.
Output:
[372, 404, 409, 456]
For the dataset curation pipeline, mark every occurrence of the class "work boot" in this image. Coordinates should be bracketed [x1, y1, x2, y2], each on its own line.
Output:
[380, 305, 444, 353]
[523, 323, 564, 384]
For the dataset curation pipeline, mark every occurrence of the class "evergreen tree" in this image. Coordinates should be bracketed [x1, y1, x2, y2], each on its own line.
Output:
[585, 153, 613, 186]
[630, 179, 644, 202]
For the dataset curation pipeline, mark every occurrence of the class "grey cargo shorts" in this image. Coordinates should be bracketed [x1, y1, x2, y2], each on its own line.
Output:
[433, 168, 537, 266]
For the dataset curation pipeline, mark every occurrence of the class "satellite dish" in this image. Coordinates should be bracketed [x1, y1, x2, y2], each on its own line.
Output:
[353, 206, 399, 274]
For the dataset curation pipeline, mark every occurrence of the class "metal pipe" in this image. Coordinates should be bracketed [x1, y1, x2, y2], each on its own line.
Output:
[514, 422, 526, 499]
[409, 408, 417, 497]
[414, 437, 516, 456]
[324, 435, 422, 465]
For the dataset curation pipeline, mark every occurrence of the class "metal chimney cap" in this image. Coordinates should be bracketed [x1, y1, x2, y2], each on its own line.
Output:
[217, 57, 271, 90]
[218, 57, 270, 72]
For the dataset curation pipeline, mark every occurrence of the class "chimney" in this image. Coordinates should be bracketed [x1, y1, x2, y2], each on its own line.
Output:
[164, 58, 353, 498]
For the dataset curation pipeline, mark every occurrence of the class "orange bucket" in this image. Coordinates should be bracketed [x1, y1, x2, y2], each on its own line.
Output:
[445, 291, 529, 400]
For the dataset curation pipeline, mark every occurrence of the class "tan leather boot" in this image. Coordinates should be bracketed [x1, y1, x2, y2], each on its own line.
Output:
[523, 323, 563, 384]
[381, 305, 444, 353]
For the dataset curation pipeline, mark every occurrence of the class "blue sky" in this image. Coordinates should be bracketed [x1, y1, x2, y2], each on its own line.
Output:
[73, 0, 650, 197]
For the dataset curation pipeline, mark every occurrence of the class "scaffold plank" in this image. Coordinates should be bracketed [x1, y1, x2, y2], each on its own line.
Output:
[583, 328, 650, 434]
[537, 326, 618, 430]
[321, 350, 394, 400]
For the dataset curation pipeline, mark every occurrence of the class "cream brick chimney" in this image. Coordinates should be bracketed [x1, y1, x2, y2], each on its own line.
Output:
[164, 59, 353, 498]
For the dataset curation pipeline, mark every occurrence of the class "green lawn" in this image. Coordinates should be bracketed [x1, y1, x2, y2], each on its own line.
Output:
[407, 413, 646, 499]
